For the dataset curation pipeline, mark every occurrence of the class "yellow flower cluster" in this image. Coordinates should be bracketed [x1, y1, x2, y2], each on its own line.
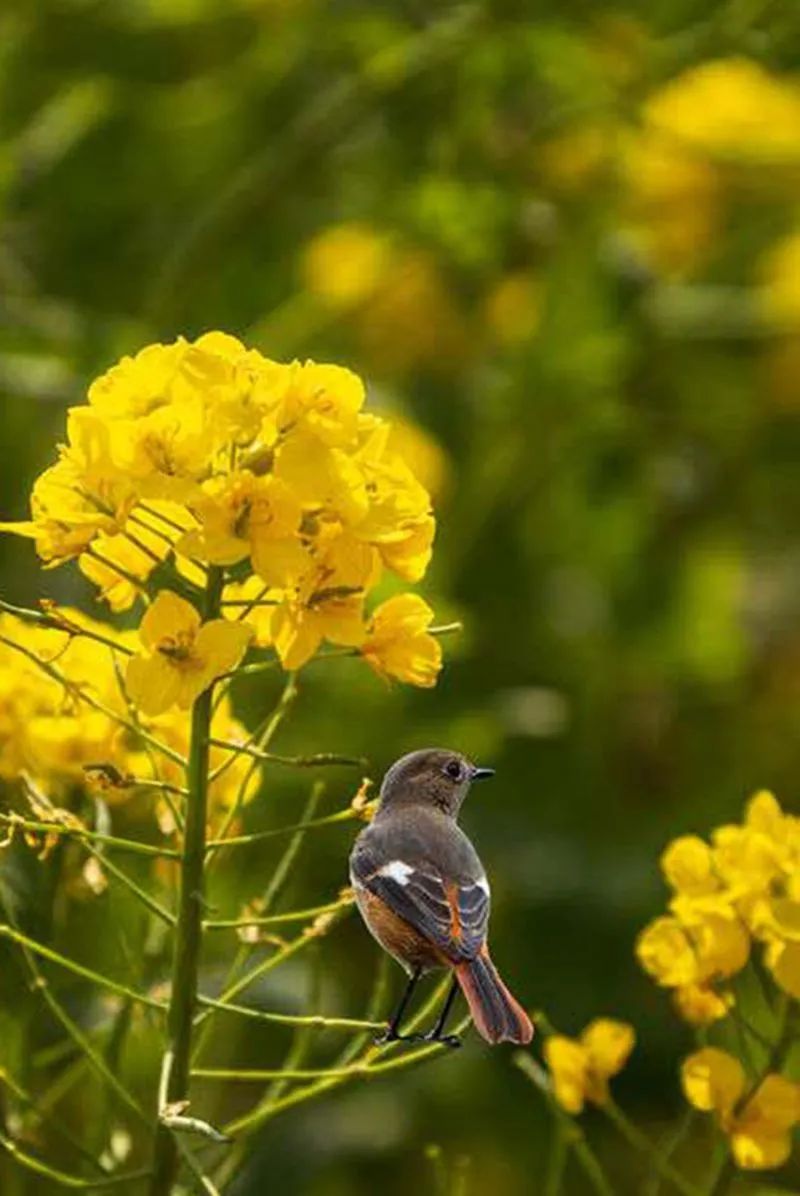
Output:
[1, 333, 444, 702]
[636, 790, 800, 1024]
[544, 1018, 635, 1114]
[0, 609, 255, 828]
[542, 57, 800, 277]
[682, 1047, 800, 1170]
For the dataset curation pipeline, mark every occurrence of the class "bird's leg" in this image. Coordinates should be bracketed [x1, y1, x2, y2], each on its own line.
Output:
[422, 975, 462, 1048]
[374, 966, 422, 1044]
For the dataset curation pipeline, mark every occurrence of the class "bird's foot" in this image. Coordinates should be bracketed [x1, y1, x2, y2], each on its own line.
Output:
[426, 1032, 462, 1049]
[373, 1027, 418, 1046]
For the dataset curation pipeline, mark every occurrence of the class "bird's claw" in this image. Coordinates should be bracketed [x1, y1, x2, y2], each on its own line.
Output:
[432, 1033, 462, 1049]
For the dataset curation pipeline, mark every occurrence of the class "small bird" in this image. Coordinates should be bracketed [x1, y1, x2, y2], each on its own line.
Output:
[349, 748, 533, 1047]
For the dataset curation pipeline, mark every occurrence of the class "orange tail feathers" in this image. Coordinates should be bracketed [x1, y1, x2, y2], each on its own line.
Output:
[455, 951, 534, 1045]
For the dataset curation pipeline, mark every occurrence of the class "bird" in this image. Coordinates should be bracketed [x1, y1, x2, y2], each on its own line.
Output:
[349, 748, 534, 1048]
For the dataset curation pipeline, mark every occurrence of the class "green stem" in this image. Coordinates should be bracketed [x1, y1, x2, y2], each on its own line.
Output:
[204, 806, 358, 850]
[544, 1122, 568, 1196]
[0, 812, 178, 858]
[0, 1133, 150, 1191]
[603, 1100, 702, 1196]
[148, 567, 223, 1196]
[206, 741, 366, 770]
[203, 897, 351, 930]
[514, 1053, 614, 1196]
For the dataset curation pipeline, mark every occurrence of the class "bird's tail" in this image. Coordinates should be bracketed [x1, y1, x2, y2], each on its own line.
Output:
[455, 949, 534, 1045]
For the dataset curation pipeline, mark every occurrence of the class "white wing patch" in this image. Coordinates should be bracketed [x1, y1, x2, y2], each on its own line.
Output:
[377, 860, 415, 886]
[475, 875, 490, 897]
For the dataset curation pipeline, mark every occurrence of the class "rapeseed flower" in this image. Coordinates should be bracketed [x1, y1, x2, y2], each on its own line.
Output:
[544, 1018, 635, 1114]
[126, 591, 251, 715]
[682, 1048, 800, 1170]
[361, 594, 441, 687]
[1, 332, 444, 690]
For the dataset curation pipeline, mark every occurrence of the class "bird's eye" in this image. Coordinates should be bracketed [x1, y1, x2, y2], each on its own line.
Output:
[444, 758, 463, 781]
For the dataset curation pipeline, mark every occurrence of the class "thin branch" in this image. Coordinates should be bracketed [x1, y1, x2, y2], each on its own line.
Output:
[207, 672, 297, 790]
[0, 924, 166, 1013]
[0, 899, 150, 1126]
[0, 1133, 151, 1191]
[207, 742, 366, 770]
[204, 807, 358, 851]
[224, 1003, 469, 1138]
[514, 1053, 614, 1196]
[0, 812, 179, 859]
[83, 843, 176, 927]
[0, 598, 134, 656]
[203, 898, 351, 931]
[0, 1066, 112, 1177]
[195, 994, 380, 1032]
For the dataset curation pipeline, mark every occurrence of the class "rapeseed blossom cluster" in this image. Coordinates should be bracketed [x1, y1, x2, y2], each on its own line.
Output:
[634, 790, 800, 1173]
[0, 607, 256, 830]
[682, 1047, 800, 1170]
[1, 333, 444, 706]
[635, 790, 800, 1022]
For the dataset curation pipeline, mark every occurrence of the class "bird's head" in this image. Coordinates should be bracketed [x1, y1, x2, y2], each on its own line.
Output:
[377, 747, 494, 819]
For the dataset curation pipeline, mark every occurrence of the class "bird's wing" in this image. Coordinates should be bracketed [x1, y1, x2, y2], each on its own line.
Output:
[350, 843, 490, 962]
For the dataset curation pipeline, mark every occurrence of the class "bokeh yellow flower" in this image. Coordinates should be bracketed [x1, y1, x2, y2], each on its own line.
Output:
[644, 58, 800, 165]
[682, 1049, 800, 1171]
[302, 222, 392, 311]
[126, 591, 251, 715]
[545, 1018, 635, 1114]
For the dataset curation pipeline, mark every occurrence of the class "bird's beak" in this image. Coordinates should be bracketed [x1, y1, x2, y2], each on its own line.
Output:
[471, 766, 495, 781]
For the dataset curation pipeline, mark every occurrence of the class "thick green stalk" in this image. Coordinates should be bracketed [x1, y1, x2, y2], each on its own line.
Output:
[149, 567, 222, 1196]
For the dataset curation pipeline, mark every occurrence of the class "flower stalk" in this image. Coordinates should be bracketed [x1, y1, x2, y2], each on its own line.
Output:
[149, 565, 223, 1196]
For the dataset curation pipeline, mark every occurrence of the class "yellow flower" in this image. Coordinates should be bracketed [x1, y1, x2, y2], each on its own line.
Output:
[731, 1076, 800, 1170]
[222, 576, 276, 647]
[275, 430, 369, 527]
[302, 223, 392, 311]
[661, 835, 720, 897]
[270, 531, 375, 670]
[377, 516, 436, 583]
[636, 910, 748, 990]
[672, 983, 733, 1027]
[361, 594, 441, 688]
[712, 823, 783, 898]
[636, 916, 700, 987]
[126, 591, 251, 715]
[621, 132, 720, 275]
[88, 339, 191, 419]
[764, 938, 800, 999]
[179, 471, 307, 585]
[78, 530, 162, 611]
[761, 232, 800, 330]
[681, 1048, 744, 1119]
[351, 420, 435, 579]
[644, 58, 800, 165]
[0, 410, 135, 564]
[108, 399, 211, 502]
[682, 1049, 800, 1171]
[545, 1019, 635, 1114]
[275, 361, 365, 449]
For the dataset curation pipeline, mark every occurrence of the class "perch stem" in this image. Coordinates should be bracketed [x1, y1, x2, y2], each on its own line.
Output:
[149, 566, 223, 1196]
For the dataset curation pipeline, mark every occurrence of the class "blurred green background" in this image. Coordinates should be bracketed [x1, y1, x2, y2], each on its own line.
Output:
[5, 1, 800, 1192]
